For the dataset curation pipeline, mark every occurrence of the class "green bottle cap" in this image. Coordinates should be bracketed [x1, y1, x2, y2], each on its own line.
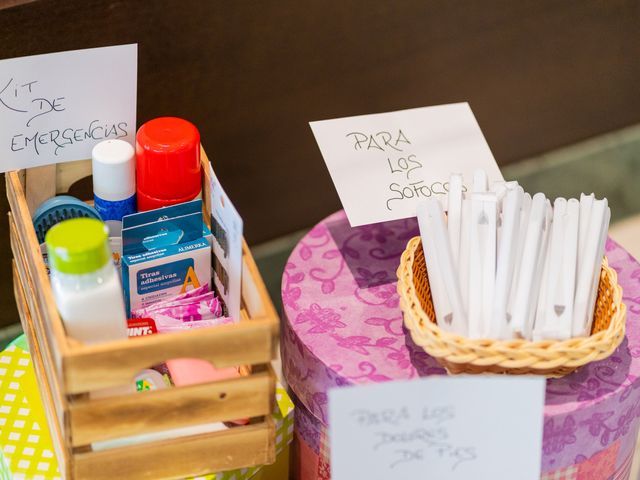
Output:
[45, 218, 111, 274]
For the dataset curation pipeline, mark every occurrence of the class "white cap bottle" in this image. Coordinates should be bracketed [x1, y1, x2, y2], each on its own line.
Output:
[92, 139, 136, 236]
[46, 218, 128, 344]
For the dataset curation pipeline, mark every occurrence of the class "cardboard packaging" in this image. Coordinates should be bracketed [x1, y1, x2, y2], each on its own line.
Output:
[122, 200, 212, 316]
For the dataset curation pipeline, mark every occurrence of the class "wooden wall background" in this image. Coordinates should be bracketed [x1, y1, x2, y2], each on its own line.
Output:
[0, 0, 639, 326]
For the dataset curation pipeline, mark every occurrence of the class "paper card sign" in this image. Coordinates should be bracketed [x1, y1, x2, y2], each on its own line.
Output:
[0, 44, 137, 172]
[329, 376, 545, 480]
[209, 164, 244, 321]
[310, 103, 503, 226]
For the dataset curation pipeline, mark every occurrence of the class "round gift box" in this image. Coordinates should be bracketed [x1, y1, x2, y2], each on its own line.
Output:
[282, 210, 640, 480]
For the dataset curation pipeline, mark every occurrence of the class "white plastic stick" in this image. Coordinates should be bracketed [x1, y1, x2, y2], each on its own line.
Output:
[480, 194, 497, 338]
[491, 181, 506, 247]
[447, 173, 463, 268]
[467, 192, 497, 338]
[526, 201, 552, 340]
[459, 194, 471, 313]
[426, 199, 467, 333]
[467, 194, 484, 337]
[509, 193, 547, 338]
[506, 192, 532, 335]
[541, 198, 567, 335]
[490, 186, 523, 339]
[578, 193, 595, 262]
[572, 199, 608, 337]
[532, 204, 553, 341]
[473, 169, 488, 193]
[467, 193, 482, 338]
[491, 181, 507, 208]
[556, 199, 580, 338]
[583, 205, 611, 336]
[416, 201, 452, 330]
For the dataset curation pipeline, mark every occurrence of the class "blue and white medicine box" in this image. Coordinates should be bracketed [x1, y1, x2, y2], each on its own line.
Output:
[122, 200, 212, 316]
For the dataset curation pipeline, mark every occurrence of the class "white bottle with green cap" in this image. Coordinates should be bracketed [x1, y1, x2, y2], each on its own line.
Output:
[46, 217, 127, 343]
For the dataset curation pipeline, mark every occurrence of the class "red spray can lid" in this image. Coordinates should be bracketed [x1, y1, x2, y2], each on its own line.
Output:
[136, 117, 202, 210]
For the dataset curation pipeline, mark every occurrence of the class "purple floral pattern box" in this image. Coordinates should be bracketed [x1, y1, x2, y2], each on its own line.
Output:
[282, 211, 640, 479]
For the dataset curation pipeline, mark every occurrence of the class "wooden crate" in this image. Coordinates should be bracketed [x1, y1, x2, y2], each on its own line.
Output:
[6, 149, 280, 480]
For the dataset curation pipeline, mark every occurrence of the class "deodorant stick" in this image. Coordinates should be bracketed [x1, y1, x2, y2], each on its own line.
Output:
[92, 139, 136, 236]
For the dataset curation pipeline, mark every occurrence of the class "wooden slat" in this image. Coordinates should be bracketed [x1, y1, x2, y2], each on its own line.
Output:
[200, 146, 212, 227]
[63, 318, 274, 394]
[68, 369, 274, 446]
[241, 240, 277, 327]
[56, 159, 92, 194]
[6, 172, 69, 355]
[12, 262, 71, 478]
[73, 418, 276, 480]
[25, 164, 56, 212]
[9, 216, 68, 424]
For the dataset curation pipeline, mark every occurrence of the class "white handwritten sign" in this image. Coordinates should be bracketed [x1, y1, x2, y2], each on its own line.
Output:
[0, 44, 137, 172]
[329, 376, 545, 480]
[310, 103, 503, 226]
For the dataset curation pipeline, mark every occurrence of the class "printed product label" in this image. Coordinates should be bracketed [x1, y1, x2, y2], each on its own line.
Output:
[94, 193, 136, 221]
[136, 259, 194, 295]
[127, 318, 157, 337]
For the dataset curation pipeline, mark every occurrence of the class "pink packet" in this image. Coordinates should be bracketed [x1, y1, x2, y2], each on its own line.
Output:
[153, 315, 233, 332]
[141, 299, 223, 322]
[165, 284, 210, 301]
[132, 290, 224, 321]
[132, 284, 210, 313]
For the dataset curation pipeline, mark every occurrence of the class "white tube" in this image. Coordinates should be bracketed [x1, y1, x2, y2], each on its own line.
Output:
[525, 201, 552, 340]
[473, 169, 488, 193]
[557, 198, 580, 338]
[540, 198, 567, 337]
[459, 194, 471, 314]
[491, 186, 523, 339]
[467, 192, 497, 338]
[479, 195, 497, 338]
[416, 201, 452, 331]
[532, 205, 553, 341]
[583, 205, 611, 336]
[572, 199, 608, 337]
[578, 193, 595, 262]
[509, 193, 547, 338]
[447, 173, 464, 269]
[426, 199, 467, 334]
[506, 192, 532, 333]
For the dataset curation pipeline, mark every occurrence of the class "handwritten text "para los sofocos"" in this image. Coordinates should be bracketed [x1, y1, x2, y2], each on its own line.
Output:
[346, 129, 459, 211]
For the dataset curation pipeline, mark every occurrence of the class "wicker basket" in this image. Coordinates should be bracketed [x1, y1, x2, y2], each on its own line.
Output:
[397, 236, 626, 377]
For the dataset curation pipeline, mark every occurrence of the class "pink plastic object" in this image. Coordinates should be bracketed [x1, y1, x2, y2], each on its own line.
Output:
[165, 359, 240, 387]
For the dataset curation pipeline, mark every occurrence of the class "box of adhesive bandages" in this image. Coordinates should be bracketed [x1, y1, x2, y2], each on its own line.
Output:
[122, 200, 212, 316]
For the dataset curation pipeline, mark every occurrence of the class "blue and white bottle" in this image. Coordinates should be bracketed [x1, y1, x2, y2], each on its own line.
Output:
[92, 139, 137, 236]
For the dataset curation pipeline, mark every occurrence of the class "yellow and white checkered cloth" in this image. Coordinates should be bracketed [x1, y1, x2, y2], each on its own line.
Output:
[0, 344, 294, 480]
[0, 345, 59, 480]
